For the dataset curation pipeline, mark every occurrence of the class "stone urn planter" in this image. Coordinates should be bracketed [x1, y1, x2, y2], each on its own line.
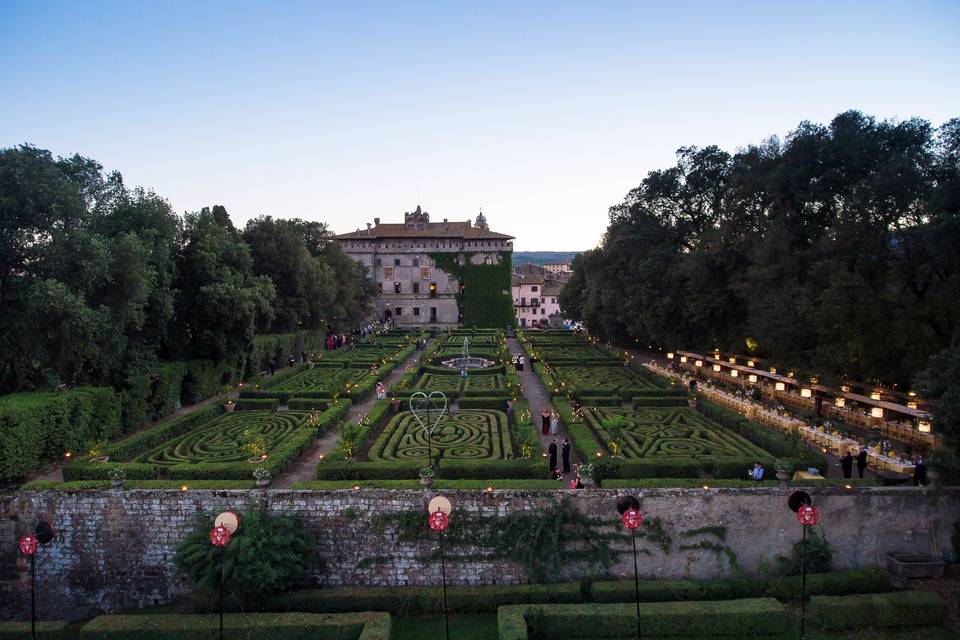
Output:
[255, 478, 270, 488]
[420, 476, 434, 488]
[390, 399, 401, 414]
[687, 398, 698, 409]
[223, 401, 236, 413]
[776, 470, 791, 484]
[885, 553, 945, 586]
[110, 477, 124, 489]
[581, 477, 595, 488]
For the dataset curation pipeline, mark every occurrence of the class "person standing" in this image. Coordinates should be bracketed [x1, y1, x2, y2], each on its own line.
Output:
[269, 359, 277, 376]
[541, 408, 551, 435]
[913, 453, 927, 486]
[550, 410, 559, 435]
[548, 439, 558, 476]
[519, 355, 525, 371]
[561, 438, 571, 474]
[856, 448, 868, 479]
[841, 450, 854, 479]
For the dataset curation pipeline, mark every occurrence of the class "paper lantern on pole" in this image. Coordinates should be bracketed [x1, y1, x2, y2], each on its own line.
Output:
[19, 535, 38, 556]
[429, 510, 449, 532]
[775, 382, 785, 391]
[797, 505, 820, 526]
[801, 388, 812, 398]
[209, 525, 231, 547]
[621, 509, 643, 530]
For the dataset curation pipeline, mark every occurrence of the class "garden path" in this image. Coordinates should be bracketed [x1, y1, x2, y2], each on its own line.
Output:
[272, 338, 432, 488]
[507, 337, 580, 482]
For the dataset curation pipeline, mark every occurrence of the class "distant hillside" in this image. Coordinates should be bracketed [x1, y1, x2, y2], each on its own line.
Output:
[512, 251, 579, 266]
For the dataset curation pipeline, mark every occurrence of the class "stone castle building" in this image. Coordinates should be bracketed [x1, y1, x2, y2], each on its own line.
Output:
[335, 206, 513, 326]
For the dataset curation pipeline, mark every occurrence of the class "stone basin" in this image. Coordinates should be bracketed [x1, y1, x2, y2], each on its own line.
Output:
[885, 553, 946, 581]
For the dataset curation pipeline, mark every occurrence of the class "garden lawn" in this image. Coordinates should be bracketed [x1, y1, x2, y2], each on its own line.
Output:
[368, 410, 513, 462]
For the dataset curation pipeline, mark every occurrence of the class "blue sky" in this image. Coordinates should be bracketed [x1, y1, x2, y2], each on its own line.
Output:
[2, 1, 958, 250]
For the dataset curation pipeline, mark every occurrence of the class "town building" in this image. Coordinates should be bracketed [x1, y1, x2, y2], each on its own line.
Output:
[512, 265, 564, 328]
[335, 206, 513, 327]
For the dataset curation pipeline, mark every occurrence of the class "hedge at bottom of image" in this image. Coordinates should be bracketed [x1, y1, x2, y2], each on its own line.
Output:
[70, 612, 390, 640]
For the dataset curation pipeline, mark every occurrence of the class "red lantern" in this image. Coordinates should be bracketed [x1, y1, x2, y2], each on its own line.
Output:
[429, 510, 449, 532]
[621, 509, 643, 530]
[19, 535, 38, 556]
[797, 505, 820, 526]
[209, 525, 231, 547]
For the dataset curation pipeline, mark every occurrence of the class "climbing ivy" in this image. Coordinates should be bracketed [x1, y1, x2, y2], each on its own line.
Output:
[376, 497, 626, 582]
[428, 251, 515, 328]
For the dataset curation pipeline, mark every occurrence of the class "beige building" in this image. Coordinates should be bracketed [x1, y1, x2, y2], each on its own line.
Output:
[335, 206, 513, 327]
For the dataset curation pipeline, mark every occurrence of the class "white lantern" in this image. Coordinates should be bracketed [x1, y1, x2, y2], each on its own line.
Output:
[918, 420, 931, 433]
[870, 407, 883, 418]
[775, 382, 785, 391]
[695, 360, 703, 367]
[730, 370, 738, 378]
[770, 367, 777, 374]
[835, 397, 845, 408]
[748, 374, 758, 383]
[728, 357, 736, 364]
[870, 391, 881, 401]
[801, 388, 812, 398]
[747, 360, 755, 367]
[680, 356, 688, 363]
[712, 364, 721, 372]
[907, 401, 918, 410]
[667, 352, 674, 359]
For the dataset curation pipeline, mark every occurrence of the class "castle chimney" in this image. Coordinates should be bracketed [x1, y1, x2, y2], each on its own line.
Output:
[366, 223, 372, 230]
[374, 218, 380, 225]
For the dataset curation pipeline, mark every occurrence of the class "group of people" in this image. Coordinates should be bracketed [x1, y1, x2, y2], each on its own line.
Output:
[512, 354, 526, 371]
[413, 338, 428, 351]
[540, 408, 559, 435]
[839, 448, 871, 479]
[375, 381, 386, 400]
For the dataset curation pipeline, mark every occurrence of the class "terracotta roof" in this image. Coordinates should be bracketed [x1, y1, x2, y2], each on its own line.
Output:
[336, 221, 513, 241]
[512, 274, 545, 286]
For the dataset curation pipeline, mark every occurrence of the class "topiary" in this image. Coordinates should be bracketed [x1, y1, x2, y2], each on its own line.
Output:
[174, 504, 315, 605]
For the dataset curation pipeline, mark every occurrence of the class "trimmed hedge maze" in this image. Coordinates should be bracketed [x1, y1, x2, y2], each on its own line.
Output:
[369, 410, 514, 462]
[583, 407, 770, 460]
[554, 365, 660, 394]
[136, 411, 309, 466]
[264, 367, 367, 395]
[414, 372, 508, 396]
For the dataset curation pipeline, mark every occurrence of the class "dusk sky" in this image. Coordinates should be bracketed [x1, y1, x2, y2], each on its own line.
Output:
[2, 1, 958, 250]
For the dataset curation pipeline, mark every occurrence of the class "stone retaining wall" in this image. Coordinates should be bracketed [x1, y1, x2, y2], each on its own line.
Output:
[1, 486, 957, 621]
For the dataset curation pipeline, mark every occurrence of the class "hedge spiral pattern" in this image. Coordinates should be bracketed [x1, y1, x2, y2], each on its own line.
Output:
[268, 368, 367, 393]
[369, 410, 513, 461]
[136, 411, 310, 466]
[583, 407, 770, 460]
[554, 366, 661, 393]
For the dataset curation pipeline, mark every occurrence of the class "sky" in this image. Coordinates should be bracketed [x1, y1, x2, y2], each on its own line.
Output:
[1, 1, 958, 251]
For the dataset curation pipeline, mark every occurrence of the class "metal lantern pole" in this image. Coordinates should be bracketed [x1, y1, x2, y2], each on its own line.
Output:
[209, 525, 232, 640]
[619, 507, 643, 640]
[800, 523, 807, 640]
[429, 507, 451, 640]
[30, 552, 35, 640]
[795, 504, 819, 640]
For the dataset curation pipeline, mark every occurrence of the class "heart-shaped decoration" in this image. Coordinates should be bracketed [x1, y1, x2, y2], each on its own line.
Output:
[409, 391, 448, 438]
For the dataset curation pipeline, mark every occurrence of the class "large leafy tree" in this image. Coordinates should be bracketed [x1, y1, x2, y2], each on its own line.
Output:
[561, 111, 960, 390]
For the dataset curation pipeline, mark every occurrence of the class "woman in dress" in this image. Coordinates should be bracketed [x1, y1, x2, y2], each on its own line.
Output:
[550, 410, 559, 435]
[541, 408, 551, 435]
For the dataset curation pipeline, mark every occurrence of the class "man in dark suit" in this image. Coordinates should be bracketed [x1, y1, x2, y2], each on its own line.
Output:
[856, 448, 868, 479]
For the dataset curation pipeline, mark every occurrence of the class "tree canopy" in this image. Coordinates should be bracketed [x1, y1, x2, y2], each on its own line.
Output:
[0, 144, 374, 392]
[560, 111, 960, 393]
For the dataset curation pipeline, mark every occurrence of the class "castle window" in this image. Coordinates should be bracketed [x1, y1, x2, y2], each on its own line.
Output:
[413, 257, 419, 266]
[531, 286, 538, 292]
[395, 307, 402, 316]
[413, 307, 420, 317]
[394, 258, 401, 267]
[413, 283, 420, 294]
[394, 282, 402, 294]
[430, 283, 437, 298]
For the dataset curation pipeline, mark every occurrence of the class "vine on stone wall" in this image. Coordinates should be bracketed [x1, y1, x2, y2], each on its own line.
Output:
[428, 251, 515, 328]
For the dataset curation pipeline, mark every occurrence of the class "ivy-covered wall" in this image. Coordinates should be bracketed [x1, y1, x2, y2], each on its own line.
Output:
[428, 251, 515, 328]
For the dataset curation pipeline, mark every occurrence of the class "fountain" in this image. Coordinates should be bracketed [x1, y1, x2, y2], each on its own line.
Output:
[440, 337, 495, 370]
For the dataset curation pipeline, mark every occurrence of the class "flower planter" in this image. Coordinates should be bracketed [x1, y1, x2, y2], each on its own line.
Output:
[223, 402, 236, 413]
[255, 478, 270, 488]
[687, 399, 698, 408]
[420, 476, 434, 488]
[581, 477, 595, 488]
[110, 478, 124, 490]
